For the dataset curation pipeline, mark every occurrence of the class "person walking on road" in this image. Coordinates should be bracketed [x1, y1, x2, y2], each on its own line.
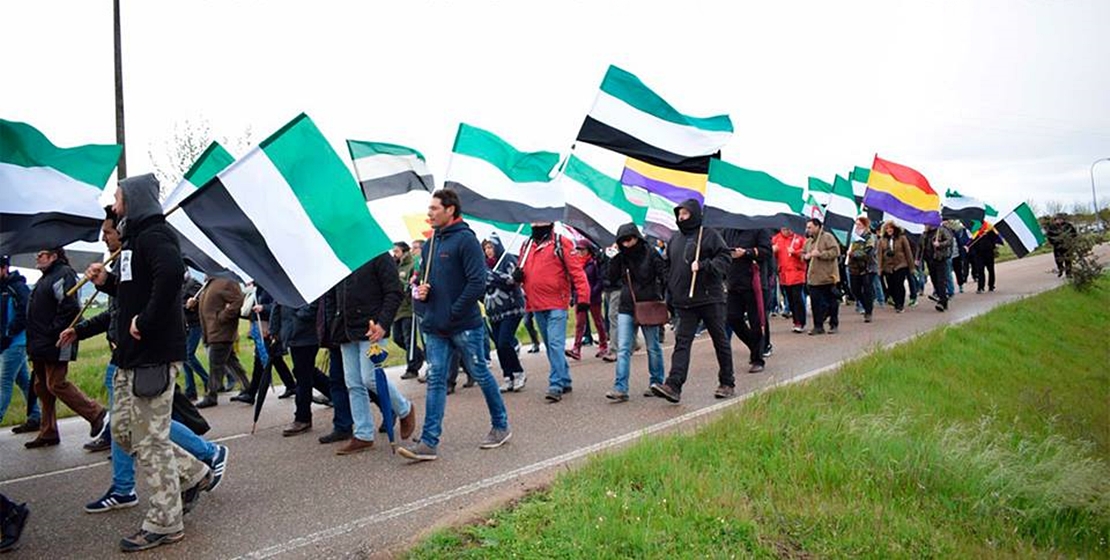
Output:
[878, 221, 915, 313]
[195, 275, 247, 408]
[0, 256, 40, 431]
[721, 226, 772, 373]
[921, 223, 954, 312]
[771, 226, 807, 332]
[605, 223, 668, 402]
[803, 218, 841, 335]
[482, 235, 527, 393]
[847, 216, 878, 323]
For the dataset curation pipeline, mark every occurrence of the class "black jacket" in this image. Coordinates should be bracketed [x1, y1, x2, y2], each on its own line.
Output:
[331, 253, 403, 344]
[271, 301, 320, 349]
[720, 228, 772, 291]
[0, 270, 30, 351]
[183, 275, 202, 327]
[26, 260, 80, 361]
[98, 174, 186, 369]
[74, 294, 119, 356]
[665, 199, 731, 308]
[608, 223, 668, 315]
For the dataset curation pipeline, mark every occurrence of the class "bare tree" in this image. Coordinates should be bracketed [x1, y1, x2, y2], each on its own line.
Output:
[1042, 199, 1067, 217]
[148, 119, 253, 199]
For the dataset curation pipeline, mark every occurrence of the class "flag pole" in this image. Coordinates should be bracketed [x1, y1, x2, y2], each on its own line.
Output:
[492, 223, 527, 272]
[687, 226, 704, 298]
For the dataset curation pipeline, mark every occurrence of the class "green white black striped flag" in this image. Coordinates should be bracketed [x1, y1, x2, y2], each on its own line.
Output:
[703, 159, 806, 232]
[995, 202, 1046, 258]
[444, 123, 563, 224]
[179, 113, 392, 306]
[347, 140, 435, 244]
[558, 142, 648, 245]
[0, 118, 121, 253]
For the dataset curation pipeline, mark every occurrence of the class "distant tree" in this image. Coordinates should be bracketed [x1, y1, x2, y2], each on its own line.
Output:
[148, 118, 252, 199]
[1042, 199, 1067, 218]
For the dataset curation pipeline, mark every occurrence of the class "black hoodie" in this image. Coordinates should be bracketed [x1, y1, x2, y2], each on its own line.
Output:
[98, 174, 186, 368]
[720, 228, 772, 291]
[665, 199, 731, 308]
[607, 223, 668, 315]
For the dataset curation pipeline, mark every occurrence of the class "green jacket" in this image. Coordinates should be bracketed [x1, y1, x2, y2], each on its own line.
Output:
[396, 253, 416, 319]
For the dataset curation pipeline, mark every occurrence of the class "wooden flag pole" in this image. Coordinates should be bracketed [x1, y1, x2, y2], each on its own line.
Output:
[687, 226, 704, 298]
[66, 248, 122, 297]
[65, 291, 100, 331]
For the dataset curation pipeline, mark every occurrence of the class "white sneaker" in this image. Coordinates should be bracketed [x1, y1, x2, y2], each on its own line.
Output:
[499, 378, 513, 393]
[512, 372, 527, 392]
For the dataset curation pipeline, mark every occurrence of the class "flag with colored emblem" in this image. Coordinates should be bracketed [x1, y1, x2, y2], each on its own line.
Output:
[0, 119, 121, 254]
[178, 113, 392, 307]
[347, 140, 435, 245]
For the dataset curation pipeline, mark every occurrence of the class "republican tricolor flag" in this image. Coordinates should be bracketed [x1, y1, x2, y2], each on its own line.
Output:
[864, 155, 942, 226]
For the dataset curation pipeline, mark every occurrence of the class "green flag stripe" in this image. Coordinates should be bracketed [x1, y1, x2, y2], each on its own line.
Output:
[0, 119, 121, 188]
[1013, 203, 1046, 245]
[183, 142, 235, 186]
[599, 66, 733, 133]
[708, 159, 804, 212]
[452, 123, 559, 183]
[260, 114, 391, 271]
[347, 140, 426, 161]
[850, 166, 870, 183]
[565, 155, 647, 220]
[809, 177, 833, 193]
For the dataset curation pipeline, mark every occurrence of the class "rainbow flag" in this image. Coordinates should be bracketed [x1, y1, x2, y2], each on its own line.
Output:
[864, 155, 941, 226]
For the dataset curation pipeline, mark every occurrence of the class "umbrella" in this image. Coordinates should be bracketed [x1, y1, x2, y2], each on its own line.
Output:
[250, 313, 272, 434]
[366, 342, 396, 452]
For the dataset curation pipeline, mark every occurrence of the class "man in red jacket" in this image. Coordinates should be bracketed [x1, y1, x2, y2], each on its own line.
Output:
[771, 225, 808, 333]
[512, 223, 590, 403]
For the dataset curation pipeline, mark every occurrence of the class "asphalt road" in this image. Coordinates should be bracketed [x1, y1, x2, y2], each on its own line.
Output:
[0, 250, 1082, 559]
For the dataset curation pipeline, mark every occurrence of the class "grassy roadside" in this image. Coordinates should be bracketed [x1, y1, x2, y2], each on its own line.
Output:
[408, 278, 1110, 558]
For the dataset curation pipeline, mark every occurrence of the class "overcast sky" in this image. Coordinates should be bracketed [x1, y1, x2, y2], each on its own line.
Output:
[3, 0, 1109, 216]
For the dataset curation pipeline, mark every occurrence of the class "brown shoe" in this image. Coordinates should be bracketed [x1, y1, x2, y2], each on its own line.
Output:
[714, 385, 736, 399]
[335, 437, 374, 455]
[24, 437, 60, 449]
[282, 421, 312, 437]
[399, 406, 417, 441]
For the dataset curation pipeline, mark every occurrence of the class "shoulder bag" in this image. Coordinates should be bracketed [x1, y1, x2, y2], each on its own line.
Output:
[626, 269, 669, 326]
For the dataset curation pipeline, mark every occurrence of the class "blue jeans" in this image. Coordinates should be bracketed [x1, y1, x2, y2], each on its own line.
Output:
[872, 273, 886, 307]
[613, 314, 664, 394]
[421, 327, 509, 449]
[107, 363, 216, 494]
[182, 325, 208, 395]
[327, 349, 352, 433]
[0, 344, 39, 423]
[533, 309, 571, 392]
[340, 340, 412, 442]
[945, 258, 956, 297]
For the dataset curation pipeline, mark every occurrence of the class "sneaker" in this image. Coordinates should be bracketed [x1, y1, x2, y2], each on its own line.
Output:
[714, 385, 736, 399]
[808, 328, 825, 336]
[828, 326, 839, 334]
[479, 428, 512, 449]
[895, 308, 904, 313]
[318, 430, 352, 444]
[908, 298, 918, 308]
[85, 490, 139, 513]
[10, 419, 40, 434]
[397, 441, 438, 462]
[119, 529, 184, 552]
[762, 344, 773, 358]
[181, 469, 212, 514]
[927, 294, 940, 303]
[650, 383, 681, 403]
[989, 286, 995, 292]
[231, 393, 255, 404]
[282, 421, 312, 437]
[499, 378, 514, 393]
[195, 397, 217, 408]
[400, 370, 418, 380]
[527, 344, 541, 354]
[863, 313, 872, 323]
[605, 390, 629, 402]
[312, 393, 333, 407]
[511, 372, 527, 392]
[89, 409, 108, 438]
[24, 437, 60, 449]
[935, 303, 945, 312]
[601, 352, 616, 363]
[206, 445, 229, 492]
[84, 432, 112, 453]
[462, 378, 476, 388]
[748, 363, 765, 374]
[0, 501, 29, 553]
[544, 389, 563, 403]
[642, 388, 656, 398]
[976, 289, 984, 294]
[792, 325, 804, 333]
[594, 346, 609, 358]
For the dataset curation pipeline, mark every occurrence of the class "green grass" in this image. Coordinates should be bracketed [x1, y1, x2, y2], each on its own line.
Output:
[408, 278, 1110, 559]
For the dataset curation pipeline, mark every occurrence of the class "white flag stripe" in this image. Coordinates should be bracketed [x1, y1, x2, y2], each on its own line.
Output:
[366, 190, 432, 243]
[1004, 211, 1040, 250]
[162, 179, 199, 210]
[560, 175, 631, 233]
[882, 212, 925, 234]
[589, 90, 733, 158]
[166, 211, 252, 281]
[573, 141, 629, 177]
[220, 150, 349, 302]
[353, 153, 429, 182]
[705, 181, 798, 218]
[0, 162, 104, 218]
[446, 152, 564, 211]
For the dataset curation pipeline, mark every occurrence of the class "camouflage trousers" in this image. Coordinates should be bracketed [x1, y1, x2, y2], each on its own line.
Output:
[112, 363, 209, 534]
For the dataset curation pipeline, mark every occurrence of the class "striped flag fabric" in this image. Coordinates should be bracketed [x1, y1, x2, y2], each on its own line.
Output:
[995, 202, 1046, 258]
[703, 159, 806, 232]
[347, 140, 435, 244]
[849, 165, 870, 207]
[178, 113, 393, 307]
[557, 143, 647, 246]
[942, 189, 986, 224]
[0, 119, 121, 254]
[808, 176, 857, 244]
[444, 123, 562, 224]
[864, 155, 942, 226]
[161, 142, 250, 280]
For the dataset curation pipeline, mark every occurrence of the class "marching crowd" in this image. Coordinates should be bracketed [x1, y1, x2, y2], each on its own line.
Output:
[0, 181, 1036, 553]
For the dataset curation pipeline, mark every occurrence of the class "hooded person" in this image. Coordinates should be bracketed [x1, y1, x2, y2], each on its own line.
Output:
[650, 199, 735, 403]
[482, 234, 526, 393]
[85, 174, 213, 551]
[605, 223, 668, 401]
[720, 226, 773, 373]
[0, 255, 40, 431]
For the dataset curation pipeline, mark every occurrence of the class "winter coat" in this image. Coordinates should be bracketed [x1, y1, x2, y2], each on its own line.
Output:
[803, 230, 841, 286]
[721, 228, 772, 292]
[847, 230, 879, 276]
[332, 252, 403, 344]
[969, 230, 1002, 259]
[395, 252, 416, 320]
[26, 260, 79, 361]
[582, 257, 604, 305]
[97, 174, 187, 368]
[921, 226, 954, 262]
[878, 229, 915, 274]
[0, 270, 30, 350]
[183, 275, 203, 327]
[198, 277, 243, 344]
[483, 235, 525, 323]
[665, 199, 731, 308]
[771, 231, 807, 286]
[607, 222, 668, 315]
[271, 302, 319, 349]
[414, 219, 486, 335]
[519, 231, 590, 312]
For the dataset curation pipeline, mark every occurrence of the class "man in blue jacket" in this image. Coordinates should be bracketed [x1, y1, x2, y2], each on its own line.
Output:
[0, 256, 40, 430]
[398, 189, 511, 462]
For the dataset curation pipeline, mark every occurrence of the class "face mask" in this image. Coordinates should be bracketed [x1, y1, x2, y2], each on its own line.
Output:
[531, 224, 553, 241]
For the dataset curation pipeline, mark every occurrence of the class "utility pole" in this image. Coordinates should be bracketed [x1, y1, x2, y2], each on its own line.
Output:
[114, 0, 126, 178]
[1092, 158, 1109, 228]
